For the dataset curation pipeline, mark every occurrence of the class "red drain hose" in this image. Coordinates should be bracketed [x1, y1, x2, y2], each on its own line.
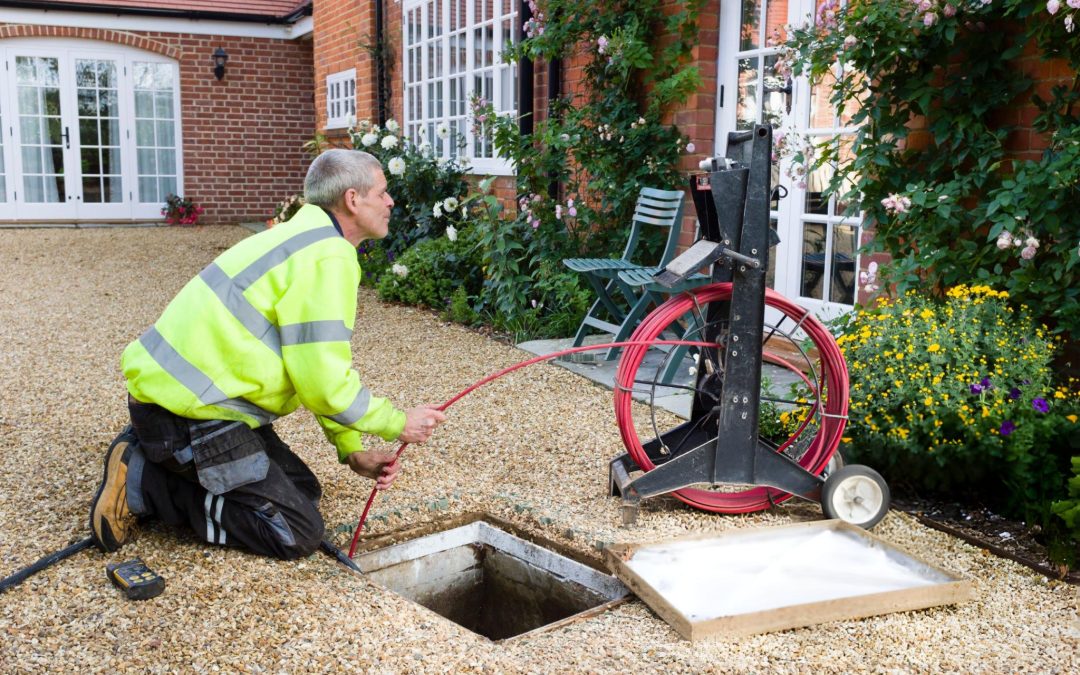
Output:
[347, 284, 849, 558]
[614, 284, 849, 515]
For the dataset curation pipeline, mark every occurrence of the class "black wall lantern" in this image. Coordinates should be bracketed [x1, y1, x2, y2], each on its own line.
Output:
[213, 47, 228, 81]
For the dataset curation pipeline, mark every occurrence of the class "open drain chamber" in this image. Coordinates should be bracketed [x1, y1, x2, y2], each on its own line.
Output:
[354, 517, 629, 641]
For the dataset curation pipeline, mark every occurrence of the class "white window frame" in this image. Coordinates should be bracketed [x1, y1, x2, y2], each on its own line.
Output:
[0, 37, 181, 222]
[325, 68, 356, 130]
[401, 0, 517, 175]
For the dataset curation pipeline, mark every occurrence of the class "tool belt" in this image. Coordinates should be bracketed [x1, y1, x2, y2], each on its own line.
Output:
[128, 396, 269, 495]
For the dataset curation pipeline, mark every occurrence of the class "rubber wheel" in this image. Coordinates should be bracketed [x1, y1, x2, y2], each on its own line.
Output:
[821, 464, 890, 529]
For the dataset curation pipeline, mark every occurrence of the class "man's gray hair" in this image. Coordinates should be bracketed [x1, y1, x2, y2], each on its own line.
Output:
[304, 149, 384, 208]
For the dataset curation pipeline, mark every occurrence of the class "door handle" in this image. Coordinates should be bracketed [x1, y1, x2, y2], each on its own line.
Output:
[62, 126, 70, 149]
[764, 77, 793, 114]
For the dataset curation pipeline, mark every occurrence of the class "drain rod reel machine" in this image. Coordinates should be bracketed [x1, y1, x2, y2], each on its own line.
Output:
[608, 125, 890, 529]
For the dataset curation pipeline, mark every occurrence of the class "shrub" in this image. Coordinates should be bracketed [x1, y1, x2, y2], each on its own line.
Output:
[375, 227, 483, 311]
[833, 285, 1080, 517]
[162, 194, 204, 225]
[348, 119, 472, 257]
[357, 238, 391, 288]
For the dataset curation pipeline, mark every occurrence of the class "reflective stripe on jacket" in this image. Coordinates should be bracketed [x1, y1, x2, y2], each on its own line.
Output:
[122, 203, 406, 461]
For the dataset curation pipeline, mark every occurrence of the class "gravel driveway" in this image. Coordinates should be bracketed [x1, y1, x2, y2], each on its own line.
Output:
[0, 226, 1076, 672]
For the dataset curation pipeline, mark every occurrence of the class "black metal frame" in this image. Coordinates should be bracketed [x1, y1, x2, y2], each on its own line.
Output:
[609, 125, 825, 522]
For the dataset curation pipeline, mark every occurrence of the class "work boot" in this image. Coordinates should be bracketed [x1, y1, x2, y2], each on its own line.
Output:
[89, 428, 139, 552]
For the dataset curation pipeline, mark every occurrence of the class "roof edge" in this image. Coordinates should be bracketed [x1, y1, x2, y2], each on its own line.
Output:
[0, 1, 312, 25]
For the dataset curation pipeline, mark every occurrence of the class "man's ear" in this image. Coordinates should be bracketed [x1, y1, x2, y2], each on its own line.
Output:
[340, 188, 359, 215]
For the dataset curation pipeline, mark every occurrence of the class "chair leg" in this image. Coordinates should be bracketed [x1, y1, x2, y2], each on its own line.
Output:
[588, 276, 628, 325]
[571, 297, 604, 347]
[605, 290, 659, 361]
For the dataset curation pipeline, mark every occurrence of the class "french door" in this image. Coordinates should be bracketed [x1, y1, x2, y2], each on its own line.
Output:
[0, 39, 181, 222]
[716, 0, 861, 322]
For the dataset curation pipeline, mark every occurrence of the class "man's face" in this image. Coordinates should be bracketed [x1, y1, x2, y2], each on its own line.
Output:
[350, 170, 394, 241]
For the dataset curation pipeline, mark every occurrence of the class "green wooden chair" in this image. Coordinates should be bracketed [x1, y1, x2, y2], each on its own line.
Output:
[562, 187, 686, 360]
[617, 265, 711, 383]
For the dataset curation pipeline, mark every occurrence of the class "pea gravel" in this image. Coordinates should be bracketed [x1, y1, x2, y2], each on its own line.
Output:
[0, 226, 1076, 673]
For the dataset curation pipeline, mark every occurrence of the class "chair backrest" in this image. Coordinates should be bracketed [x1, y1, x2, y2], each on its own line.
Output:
[618, 187, 686, 267]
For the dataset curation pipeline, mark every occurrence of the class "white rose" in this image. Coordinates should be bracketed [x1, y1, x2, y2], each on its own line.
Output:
[385, 119, 400, 132]
[361, 133, 378, 147]
[381, 135, 399, 149]
[436, 122, 450, 139]
[443, 197, 459, 212]
[392, 263, 409, 278]
[387, 157, 406, 176]
[446, 225, 458, 242]
[433, 202, 443, 218]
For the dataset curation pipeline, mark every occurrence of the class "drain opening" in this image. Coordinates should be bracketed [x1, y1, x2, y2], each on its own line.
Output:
[355, 520, 628, 641]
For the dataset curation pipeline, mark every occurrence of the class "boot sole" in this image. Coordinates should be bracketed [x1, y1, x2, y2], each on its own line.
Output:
[89, 432, 135, 552]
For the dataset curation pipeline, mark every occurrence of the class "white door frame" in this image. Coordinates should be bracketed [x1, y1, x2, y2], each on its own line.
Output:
[715, 0, 862, 322]
[0, 38, 182, 222]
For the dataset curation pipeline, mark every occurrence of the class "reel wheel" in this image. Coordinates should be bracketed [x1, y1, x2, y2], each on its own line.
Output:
[821, 464, 891, 528]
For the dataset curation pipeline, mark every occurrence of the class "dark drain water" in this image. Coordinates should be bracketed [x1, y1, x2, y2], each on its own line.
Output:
[355, 520, 628, 641]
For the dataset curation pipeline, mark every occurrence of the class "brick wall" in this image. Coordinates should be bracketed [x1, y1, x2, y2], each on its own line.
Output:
[0, 24, 314, 225]
[313, 0, 373, 143]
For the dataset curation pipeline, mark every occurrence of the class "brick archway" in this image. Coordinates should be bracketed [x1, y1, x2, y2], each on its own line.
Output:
[0, 25, 180, 60]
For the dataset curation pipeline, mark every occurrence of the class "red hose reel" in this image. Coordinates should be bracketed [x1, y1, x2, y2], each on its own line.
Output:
[614, 283, 849, 514]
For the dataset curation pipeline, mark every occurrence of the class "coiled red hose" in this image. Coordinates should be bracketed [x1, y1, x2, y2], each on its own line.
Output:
[347, 284, 849, 557]
[614, 284, 849, 513]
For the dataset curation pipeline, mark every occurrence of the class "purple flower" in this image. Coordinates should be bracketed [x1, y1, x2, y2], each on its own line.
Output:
[969, 383, 983, 394]
[980, 376, 992, 389]
[1032, 398, 1050, 413]
[1000, 420, 1016, 436]
[1009, 387, 1022, 400]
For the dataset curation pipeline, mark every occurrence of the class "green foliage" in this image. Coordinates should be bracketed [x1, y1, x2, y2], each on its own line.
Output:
[348, 119, 473, 257]
[375, 227, 483, 311]
[1050, 457, 1080, 568]
[357, 238, 391, 288]
[784, 0, 1080, 338]
[466, 179, 593, 338]
[463, 0, 702, 335]
[832, 285, 1080, 519]
[446, 286, 479, 325]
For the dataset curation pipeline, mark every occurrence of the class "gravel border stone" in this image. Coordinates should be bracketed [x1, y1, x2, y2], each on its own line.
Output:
[0, 226, 1076, 672]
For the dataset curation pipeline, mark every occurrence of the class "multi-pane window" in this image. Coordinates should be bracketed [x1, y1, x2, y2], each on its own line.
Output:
[133, 61, 178, 203]
[16, 56, 65, 203]
[403, 0, 517, 173]
[326, 69, 356, 129]
[76, 58, 122, 203]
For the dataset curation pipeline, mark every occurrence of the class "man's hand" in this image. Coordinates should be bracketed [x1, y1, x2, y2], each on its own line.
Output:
[399, 404, 448, 444]
[346, 451, 401, 490]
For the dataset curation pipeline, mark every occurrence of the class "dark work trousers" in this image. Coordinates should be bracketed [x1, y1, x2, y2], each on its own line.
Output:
[126, 397, 325, 560]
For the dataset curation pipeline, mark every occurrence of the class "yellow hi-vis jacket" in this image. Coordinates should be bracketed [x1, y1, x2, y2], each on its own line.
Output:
[122, 203, 406, 462]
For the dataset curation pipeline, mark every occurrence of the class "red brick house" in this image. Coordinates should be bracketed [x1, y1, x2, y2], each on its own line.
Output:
[312, 0, 869, 319]
[8, 1, 1064, 323]
[0, 0, 314, 224]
